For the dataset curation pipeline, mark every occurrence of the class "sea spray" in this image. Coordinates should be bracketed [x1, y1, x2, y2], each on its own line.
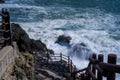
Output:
[69, 43, 93, 60]
[1, 0, 120, 79]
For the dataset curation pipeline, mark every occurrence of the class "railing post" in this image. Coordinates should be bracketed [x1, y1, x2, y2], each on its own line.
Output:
[92, 53, 96, 80]
[107, 54, 117, 80]
[60, 53, 62, 64]
[87, 62, 92, 80]
[71, 60, 73, 73]
[46, 51, 49, 65]
[68, 56, 70, 67]
[97, 54, 104, 80]
[1, 8, 12, 46]
[72, 65, 77, 80]
[72, 73, 76, 80]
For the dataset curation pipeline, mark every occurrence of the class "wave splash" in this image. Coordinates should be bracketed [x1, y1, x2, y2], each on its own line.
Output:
[2, 0, 120, 70]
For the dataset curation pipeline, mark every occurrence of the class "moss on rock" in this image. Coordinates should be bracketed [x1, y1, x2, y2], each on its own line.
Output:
[13, 65, 27, 80]
[14, 51, 35, 80]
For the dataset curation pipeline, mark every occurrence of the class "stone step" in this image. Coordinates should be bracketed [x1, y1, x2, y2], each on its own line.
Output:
[38, 73, 52, 80]
[37, 69, 64, 80]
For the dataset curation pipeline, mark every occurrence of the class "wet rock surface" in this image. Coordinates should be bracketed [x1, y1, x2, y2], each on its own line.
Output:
[56, 35, 72, 47]
[11, 23, 47, 52]
[11, 23, 72, 80]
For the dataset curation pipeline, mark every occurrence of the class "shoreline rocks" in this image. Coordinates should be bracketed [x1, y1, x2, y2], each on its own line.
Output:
[11, 23, 47, 52]
[11, 23, 72, 80]
[56, 35, 72, 47]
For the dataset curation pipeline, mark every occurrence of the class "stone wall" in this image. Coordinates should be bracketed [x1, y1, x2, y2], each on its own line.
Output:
[0, 43, 16, 80]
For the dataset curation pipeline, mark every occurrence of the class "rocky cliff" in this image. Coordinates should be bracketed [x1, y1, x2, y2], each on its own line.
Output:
[11, 23, 48, 80]
[11, 23, 72, 80]
[11, 23, 47, 52]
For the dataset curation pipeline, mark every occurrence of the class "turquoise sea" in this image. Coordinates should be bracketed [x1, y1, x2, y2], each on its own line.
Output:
[0, 0, 120, 79]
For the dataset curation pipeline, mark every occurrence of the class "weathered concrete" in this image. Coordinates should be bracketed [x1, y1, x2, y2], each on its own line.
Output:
[1, 63, 15, 80]
[0, 43, 16, 79]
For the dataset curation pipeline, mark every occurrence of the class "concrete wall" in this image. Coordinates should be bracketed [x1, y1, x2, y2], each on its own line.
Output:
[0, 43, 16, 79]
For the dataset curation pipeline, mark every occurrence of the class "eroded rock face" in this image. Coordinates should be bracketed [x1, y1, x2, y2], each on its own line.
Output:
[30, 39, 47, 52]
[11, 23, 47, 52]
[11, 23, 31, 52]
[56, 35, 72, 47]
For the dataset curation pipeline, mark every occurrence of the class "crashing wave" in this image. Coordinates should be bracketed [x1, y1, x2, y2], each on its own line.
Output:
[70, 43, 93, 60]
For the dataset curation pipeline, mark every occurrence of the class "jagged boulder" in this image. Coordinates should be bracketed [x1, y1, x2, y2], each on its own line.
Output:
[11, 23, 31, 52]
[30, 39, 47, 52]
[11, 23, 30, 51]
[56, 35, 71, 47]
[11, 23, 47, 52]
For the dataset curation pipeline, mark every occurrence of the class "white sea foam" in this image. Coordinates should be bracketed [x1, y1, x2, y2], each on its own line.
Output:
[18, 16, 120, 69]
[19, 16, 120, 56]
[2, 1, 120, 71]
[0, 4, 47, 16]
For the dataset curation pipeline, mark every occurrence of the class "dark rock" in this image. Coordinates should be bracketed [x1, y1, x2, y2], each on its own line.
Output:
[11, 23, 31, 52]
[11, 23, 47, 52]
[56, 35, 71, 47]
[80, 42, 87, 47]
[47, 49, 54, 55]
[30, 39, 47, 52]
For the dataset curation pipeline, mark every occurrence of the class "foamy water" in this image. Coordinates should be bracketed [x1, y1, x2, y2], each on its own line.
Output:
[1, 0, 120, 79]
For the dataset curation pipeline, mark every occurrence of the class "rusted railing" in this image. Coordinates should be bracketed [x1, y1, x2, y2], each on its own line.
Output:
[72, 53, 120, 80]
[44, 52, 75, 73]
[0, 8, 12, 48]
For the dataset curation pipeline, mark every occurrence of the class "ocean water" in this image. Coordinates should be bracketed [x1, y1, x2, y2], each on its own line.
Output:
[0, 0, 120, 79]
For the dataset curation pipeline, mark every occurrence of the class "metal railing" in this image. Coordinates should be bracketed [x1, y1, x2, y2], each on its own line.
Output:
[0, 8, 12, 48]
[72, 54, 120, 80]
